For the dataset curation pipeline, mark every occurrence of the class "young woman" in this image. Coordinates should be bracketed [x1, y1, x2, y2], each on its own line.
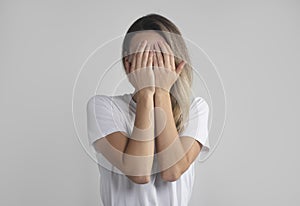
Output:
[87, 13, 210, 206]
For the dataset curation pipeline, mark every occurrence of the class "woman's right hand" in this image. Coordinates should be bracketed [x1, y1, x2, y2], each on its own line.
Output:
[125, 40, 155, 97]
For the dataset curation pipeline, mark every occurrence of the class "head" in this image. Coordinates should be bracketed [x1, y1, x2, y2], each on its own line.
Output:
[121, 13, 193, 134]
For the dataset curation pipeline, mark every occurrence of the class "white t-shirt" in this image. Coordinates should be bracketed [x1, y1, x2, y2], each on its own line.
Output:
[86, 93, 210, 206]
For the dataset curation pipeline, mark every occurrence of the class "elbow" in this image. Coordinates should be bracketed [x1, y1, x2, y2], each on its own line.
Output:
[160, 170, 182, 182]
[134, 176, 151, 184]
[127, 175, 151, 184]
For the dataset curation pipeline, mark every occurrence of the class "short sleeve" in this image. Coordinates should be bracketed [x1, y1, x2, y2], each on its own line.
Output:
[179, 96, 210, 162]
[86, 95, 128, 153]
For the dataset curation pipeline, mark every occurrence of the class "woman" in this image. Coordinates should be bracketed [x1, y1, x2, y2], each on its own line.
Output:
[87, 13, 210, 206]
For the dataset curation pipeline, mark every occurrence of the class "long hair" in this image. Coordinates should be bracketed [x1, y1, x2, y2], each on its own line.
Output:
[121, 13, 193, 134]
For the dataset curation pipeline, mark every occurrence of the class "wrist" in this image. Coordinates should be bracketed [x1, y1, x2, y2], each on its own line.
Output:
[155, 88, 170, 97]
[154, 89, 170, 105]
[136, 90, 154, 103]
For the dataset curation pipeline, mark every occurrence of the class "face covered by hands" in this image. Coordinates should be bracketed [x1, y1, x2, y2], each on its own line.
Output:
[152, 40, 186, 93]
[125, 40, 155, 95]
[125, 39, 186, 95]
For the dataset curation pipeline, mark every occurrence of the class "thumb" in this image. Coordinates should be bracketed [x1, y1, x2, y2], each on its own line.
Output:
[176, 60, 186, 74]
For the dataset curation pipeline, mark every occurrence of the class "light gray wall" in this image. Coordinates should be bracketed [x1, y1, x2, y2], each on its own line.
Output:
[1, 0, 299, 205]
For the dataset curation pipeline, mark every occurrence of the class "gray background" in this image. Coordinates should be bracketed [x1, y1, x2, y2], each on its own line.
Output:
[1, 0, 299, 205]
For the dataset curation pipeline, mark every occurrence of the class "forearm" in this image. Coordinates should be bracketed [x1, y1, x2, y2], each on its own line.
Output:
[123, 92, 155, 177]
[154, 90, 189, 180]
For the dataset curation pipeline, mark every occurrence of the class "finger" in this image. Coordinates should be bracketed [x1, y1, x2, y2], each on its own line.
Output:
[153, 48, 159, 68]
[176, 60, 186, 75]
[130, 54, 136, 73]
[154, 41, 164, 68]
[125, 63, 129, 74]
[158, 40, 170, 69]
[147, 50, 153, 68]
[142, 43, 151, 68]
[130, 41, 142, 73]
[136, 40, 148, 69]
[163, 41, 175, 70]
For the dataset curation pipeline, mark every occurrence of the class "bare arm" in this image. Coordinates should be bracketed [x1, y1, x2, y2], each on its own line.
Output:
[93, 93, 154, 184]
[92, 93, 154, 184]
[123, 92, 155, 183]
[93, 40, 155, 184]
[154, 90, 202, 182]
[153, 40, 202, 182]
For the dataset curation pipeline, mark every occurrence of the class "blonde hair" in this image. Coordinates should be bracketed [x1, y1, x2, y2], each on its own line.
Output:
[121, 13, 193, 134]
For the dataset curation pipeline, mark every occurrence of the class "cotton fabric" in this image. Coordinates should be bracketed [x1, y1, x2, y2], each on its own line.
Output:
[86, 93, 210, 206]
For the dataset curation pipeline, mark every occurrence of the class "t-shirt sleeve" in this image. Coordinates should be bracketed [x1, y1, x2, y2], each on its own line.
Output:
[179, 96, 210, 162]
[86, 95, 128, 153]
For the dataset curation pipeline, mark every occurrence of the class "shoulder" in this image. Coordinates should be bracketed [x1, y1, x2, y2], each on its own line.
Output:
[87, 94, 110, 107]
[190, 96, 209, 113]
[86, 94, 131, 110]
[87, 94, 112, 102]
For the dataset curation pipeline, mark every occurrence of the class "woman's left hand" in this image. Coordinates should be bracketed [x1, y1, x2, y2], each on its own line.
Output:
[153, 40, 186, 93]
